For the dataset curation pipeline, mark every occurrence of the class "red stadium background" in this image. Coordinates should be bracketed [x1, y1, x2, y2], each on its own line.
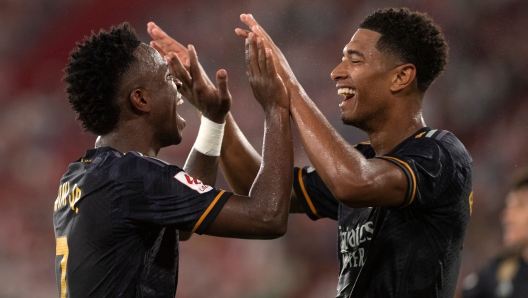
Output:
[0, 0, 527, 297]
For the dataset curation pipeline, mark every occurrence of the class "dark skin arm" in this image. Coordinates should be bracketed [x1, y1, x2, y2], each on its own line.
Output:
[149, 22, 304, 214]
[150, 23, 295, 238]
[150, 22, 231, 240]
[169, 47, 231, 241]
[235, 14, 408, 208]
[219, 112, 304, 213]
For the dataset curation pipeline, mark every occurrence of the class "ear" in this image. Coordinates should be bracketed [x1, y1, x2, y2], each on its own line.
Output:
[129, 88, 150, 114]
[390, 63, 416, 92]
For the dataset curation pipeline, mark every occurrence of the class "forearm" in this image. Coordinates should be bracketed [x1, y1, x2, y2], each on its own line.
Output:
[183, 150, 219, 187]
[289, 86, 368, 196]
[248, 107, 293, 228]
[183, 116, 225, 187]
[219, 113, 262, 195]
[203, 107, 293, 239]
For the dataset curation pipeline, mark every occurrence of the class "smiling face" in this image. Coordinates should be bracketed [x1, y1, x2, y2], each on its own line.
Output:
[135, 44, 186, 146]
[331, 29, 401, 131]
[502, 187, 528, 248]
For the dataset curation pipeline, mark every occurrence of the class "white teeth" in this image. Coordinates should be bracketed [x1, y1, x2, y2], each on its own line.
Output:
[176, 92, 184, 105]
[337, 88, 356, 96]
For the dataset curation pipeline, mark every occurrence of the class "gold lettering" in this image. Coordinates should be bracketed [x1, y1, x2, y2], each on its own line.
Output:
[468, 191, 474, 216]
[54, 182, 81, 213]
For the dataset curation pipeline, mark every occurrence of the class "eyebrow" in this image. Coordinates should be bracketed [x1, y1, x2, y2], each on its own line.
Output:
[346, 49, 365, 59]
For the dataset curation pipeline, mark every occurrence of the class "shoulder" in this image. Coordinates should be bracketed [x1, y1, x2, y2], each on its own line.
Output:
[121, 151, 173, 168]
[397, 129, 472, 167]
[88, 148, 182, 181]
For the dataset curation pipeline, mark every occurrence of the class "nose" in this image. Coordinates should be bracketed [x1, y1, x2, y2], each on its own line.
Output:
[331, 61, 348, 81]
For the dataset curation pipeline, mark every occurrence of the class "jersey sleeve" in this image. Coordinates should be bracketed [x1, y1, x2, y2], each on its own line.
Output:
[114, 153, 232, 234]
[377, 134, 463, 209]
[293, 166, 338, 221]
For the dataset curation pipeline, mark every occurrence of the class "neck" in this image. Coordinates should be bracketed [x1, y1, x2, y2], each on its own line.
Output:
[367, 110, 426, 156]
[96, 121, 160, 157]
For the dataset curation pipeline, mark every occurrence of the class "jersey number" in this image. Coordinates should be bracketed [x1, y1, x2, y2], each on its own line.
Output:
[468, 191, 473, 216]
[56, 237, 69, 298]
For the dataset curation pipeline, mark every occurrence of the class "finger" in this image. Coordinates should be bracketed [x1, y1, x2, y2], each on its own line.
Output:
[251, 25, 275, 48]
[216, 69, 231, 103]
[265, 48, 277, 79]
[257, 37, 268, 78]
[245, 36, 253, 77]
[166, 52, 192, 87]
[245, 33, 259, 78]
[147, 22, 187, 56]
[149, 24, 190, 68]
[249, 33, 261, 76]
[150, 41, 167, 57]
[235, 28, 250, 38]
[188, 44, 205, 87]
[242, 14, 269, 41]
[240, 13, 259, 29]
[239, 15, 278, 52]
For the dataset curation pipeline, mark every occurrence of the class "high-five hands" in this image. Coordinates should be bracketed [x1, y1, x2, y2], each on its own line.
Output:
[148, 22, 231, 123]
[236, 14, 299, 88]
[245, 33, 289, 112]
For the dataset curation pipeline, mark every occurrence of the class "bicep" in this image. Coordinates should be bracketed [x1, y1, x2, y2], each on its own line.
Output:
[201, 193, 283, 239]
[333, 158, 409, 208]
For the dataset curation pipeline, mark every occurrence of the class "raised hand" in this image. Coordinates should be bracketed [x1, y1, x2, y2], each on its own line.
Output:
[148, 22, 190, 66]
[236, 14, 298, 88]
[148, 21, 216, 87]
[246, 33, 289, 112]
[165, 45, 231, 124]
[149, 22, 230, 123]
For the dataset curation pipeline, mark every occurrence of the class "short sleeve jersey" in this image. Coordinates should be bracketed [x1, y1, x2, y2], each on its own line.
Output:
[293, 128, 473, 298]
[53, 147, 232, 297]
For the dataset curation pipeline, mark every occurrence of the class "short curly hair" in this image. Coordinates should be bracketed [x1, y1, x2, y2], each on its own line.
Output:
[359, 8, 448, 92]
[63, 23, 141, 135]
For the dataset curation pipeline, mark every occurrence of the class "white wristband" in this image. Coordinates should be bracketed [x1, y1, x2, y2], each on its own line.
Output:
[192, 116, 225, 156]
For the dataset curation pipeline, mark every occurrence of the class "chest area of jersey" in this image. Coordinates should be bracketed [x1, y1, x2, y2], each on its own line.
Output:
[337, 207, 378, 256]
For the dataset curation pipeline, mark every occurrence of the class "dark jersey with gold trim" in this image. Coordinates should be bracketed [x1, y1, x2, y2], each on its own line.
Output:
[53, 147, 232, 297]
[293, 127, 473, 298]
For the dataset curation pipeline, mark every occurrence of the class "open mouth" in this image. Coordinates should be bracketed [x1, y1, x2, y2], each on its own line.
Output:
[337, 88, 355, 107]
[176, 92, 184, 105]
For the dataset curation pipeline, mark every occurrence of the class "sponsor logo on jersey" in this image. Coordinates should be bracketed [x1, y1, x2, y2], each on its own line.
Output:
[174, 171, 213, 193]
[339, 222, 374, 268]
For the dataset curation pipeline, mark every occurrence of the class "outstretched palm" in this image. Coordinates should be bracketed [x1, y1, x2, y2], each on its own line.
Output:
[148, 22, 231, 123]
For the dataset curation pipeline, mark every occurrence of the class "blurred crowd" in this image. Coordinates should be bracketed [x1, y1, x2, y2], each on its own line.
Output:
[0, 0, 527, 297]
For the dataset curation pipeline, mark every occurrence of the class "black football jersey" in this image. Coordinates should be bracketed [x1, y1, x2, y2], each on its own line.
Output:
[53, 147, 232, 297]
[293, 127, 473, 298]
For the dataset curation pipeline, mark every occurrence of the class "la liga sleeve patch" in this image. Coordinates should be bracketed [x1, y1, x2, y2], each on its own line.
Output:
[174, 171, 213, 193]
